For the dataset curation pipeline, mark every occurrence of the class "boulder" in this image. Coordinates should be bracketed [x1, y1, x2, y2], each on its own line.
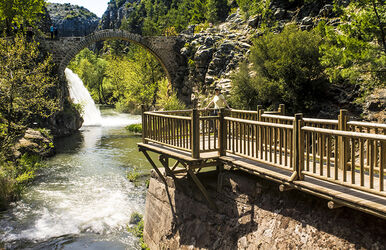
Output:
[13, 128, 55, 159]
[319, 4, 334, 17]
[247, 15, 260, 28]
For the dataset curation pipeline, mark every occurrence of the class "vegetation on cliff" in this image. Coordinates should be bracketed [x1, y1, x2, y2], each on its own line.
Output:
[229, 0, 385, 115]
[0, 35, 59, 210]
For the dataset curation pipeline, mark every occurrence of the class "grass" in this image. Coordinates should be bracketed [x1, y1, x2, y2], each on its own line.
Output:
[128, 212, 149, 250]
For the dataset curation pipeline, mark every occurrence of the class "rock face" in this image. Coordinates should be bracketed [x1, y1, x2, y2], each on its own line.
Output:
[144, 169, 386, 249]
[180, 11, 253, 102]
[100, 0, 140, 31]
[46, 3, 100, 37]
[12, 128, 55, 159]
[363, 88, 386, 122]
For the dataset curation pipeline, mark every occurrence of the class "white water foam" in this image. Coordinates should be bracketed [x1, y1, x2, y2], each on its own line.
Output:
[65, 68, 102, 126]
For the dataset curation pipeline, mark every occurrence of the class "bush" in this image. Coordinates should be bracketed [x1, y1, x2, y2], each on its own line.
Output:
[0, 153, 44, 210]
[126, 124, 142, 133]
[156, 78, 186, 111]
[232, 25, 327, 113]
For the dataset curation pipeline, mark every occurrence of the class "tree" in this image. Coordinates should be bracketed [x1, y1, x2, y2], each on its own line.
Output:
[0, 0, 46, 33]
[190, 0, 206, 24]
[206, 0, 229, 23]
[0, 35, 59, 138]
[318, 0, 385, 88]
[231, 25, 327, 112]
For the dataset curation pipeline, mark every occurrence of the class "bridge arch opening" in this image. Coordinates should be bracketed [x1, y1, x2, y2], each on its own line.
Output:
[58, 30, 174, 85]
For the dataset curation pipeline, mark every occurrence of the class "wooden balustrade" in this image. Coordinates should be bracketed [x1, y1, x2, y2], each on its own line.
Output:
[301, 126, 386, 196]
[224, 117, 294, 171]
[142, 111, 193, 153]
[140, 104, 386, 218]
[141, 105, 385, 194]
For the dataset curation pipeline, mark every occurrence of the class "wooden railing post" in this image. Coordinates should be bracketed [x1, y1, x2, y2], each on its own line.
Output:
[257, 105, 263, 121]
[141, 104, 147, 144]
[218, 108, 227, 156]
[278, 104, 285, 115]
[191, 108, 200, 159]
[338, 109, 348, 170]
[294, 113, 304, 180]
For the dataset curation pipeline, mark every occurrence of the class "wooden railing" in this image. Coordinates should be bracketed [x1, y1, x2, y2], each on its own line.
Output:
[141, 105, 385, 195]
[301, 126, 386, 196]
[225, 117, 294, 171]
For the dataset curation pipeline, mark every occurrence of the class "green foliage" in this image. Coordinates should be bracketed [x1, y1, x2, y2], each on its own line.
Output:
[156, 78, 186, 111]
[0, 0, 45, 32]
[128, 212, 149, 250]
[206, 0, 229, 23]
[229, 61, 259, 109]
[120, 0, 231, 35]
[232, 25, 326, 112]
[318, 0, 385, 90]
[0, 153, 44, 210]
[0, 35, 59, 137]
[127, 167, 141, 182]
[70, 44, 167, 113]
[126, 123, 142, 133]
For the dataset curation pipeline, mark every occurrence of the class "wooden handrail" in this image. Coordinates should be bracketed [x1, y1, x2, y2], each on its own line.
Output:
[348, 121, 386, 129]
[225, 117, 293, 129]
[302, 126, 386, 141]
[303, 118, 339, 125]
[230, 109, 258, 114]
[144, 112, 192, 120]
[261, 114, 295, 121]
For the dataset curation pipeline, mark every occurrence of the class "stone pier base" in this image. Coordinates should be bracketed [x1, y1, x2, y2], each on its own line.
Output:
[144, 169, 386, 249]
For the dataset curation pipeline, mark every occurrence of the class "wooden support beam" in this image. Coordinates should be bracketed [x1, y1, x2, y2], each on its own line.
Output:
[279, 184, 294, 192]
[187, 167, 217, 211]
[141, 150, 167, 183]
[171, 161, 180, 171]
[328, 201, 344, 209]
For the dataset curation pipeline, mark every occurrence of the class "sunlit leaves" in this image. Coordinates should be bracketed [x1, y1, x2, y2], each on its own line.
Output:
[0, 36, 59, 130]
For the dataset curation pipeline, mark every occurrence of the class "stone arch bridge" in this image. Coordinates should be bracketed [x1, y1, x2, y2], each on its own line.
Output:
[40, 29, 187, 98]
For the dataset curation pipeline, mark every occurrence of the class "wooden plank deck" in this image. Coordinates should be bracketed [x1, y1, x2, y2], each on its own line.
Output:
[138, 141, 386, 219]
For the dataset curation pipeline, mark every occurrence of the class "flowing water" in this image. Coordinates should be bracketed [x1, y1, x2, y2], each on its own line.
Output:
[0, 70, 151, 249]
[66, 68, 102, 126]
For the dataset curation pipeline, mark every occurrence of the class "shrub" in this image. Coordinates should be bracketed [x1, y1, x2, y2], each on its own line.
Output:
[232, 25, 327, 113]
[128, 212, 149, 250]
[156, 78, 186, 111]
[126, 124, 142, 133]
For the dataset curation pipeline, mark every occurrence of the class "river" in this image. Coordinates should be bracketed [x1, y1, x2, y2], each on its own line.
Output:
[0, 109, 151, 249]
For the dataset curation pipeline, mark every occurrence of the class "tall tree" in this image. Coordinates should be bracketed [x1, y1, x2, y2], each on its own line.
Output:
[0, 0, 46, 33]
[0, 35, 59, 136]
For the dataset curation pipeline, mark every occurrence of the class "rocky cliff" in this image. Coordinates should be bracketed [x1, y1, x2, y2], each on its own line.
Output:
[99, 0, 140, 31]
[46, 3, 100, 37]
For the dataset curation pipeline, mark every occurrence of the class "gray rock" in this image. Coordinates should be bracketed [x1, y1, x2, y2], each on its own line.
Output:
[247, 15, 260, 28]
[301, 16, 313, 26]
[274, 8, 286, 20]
[47, 3, 99, 37]
[13, 128, 55, 158]
[194, 48, 214, 67]
[319, 4, 334, 17]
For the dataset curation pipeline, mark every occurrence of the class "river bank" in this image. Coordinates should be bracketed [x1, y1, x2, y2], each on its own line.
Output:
[0, 109, 151, 249]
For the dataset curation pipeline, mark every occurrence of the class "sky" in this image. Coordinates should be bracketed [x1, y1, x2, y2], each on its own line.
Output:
[47, 0, 110, 17]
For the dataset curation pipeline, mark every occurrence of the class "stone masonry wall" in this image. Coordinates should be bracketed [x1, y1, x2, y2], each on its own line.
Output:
[144, 169, 386, 249]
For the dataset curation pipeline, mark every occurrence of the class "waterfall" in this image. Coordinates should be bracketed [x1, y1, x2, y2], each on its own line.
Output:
[65, 68, 102, 126]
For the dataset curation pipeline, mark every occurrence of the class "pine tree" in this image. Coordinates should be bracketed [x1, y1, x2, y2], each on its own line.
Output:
[190, 0, 206, 24]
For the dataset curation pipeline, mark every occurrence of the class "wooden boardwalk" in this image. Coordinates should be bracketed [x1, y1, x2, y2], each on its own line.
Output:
[138, 106, 386, 219]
